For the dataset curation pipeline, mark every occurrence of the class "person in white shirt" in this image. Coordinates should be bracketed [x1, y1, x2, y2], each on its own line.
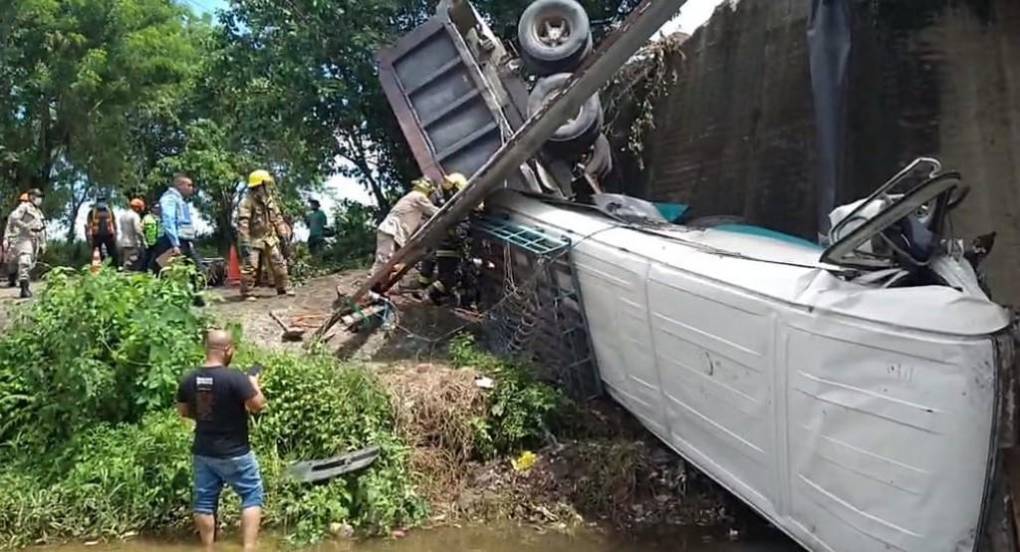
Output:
[118, 198, 147, 271]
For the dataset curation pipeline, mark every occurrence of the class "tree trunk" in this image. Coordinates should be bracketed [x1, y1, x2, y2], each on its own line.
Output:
[343, 132, 393, 219]
[65, 185, 92, 242]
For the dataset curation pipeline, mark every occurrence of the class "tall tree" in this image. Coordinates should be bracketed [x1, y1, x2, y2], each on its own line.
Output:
[0, 0, 206, 228]
[215, 0, 434, 212]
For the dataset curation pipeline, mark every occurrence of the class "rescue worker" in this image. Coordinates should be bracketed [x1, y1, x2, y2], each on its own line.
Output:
[4, 193, 29, 287]
[417, 173, 468, 296]
[118, 198, 146, 271]
[85, 195, 119, 266]
[372, 177, 439, 289]
[4, 189, 47, 298]
[237, 170, 293, 301]
[142, 202, 162, 269]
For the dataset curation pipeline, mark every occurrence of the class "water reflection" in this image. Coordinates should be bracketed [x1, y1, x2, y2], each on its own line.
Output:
[40, 524, 800, 552]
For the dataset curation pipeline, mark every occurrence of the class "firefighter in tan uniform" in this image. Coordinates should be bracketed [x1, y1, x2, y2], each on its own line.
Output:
[4, 189, 47, 298]
[237, 170, 293, 301]
[371, 177, 440, 289]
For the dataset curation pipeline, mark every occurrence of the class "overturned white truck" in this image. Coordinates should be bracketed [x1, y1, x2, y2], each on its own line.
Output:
[371, 1, 1020, 550]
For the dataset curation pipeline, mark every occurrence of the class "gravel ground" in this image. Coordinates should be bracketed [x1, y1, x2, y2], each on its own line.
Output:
[206, 270, 472, 361]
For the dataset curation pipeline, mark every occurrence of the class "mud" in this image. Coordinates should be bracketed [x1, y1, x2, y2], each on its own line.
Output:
[37, 522, 798, 552]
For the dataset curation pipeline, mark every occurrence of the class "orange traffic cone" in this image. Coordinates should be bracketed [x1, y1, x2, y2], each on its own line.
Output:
[89, 247, 102, 274]
[227, 245, 242, 287]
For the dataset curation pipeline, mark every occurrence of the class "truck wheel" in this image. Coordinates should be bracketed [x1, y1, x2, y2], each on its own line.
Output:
[583, 133, 614, 180]
[518, 0, 592, 75]
[528, 73, 602, 156]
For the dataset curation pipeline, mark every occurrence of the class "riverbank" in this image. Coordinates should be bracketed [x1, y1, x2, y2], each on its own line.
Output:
[0, 268, 789, 550]
[205, 271, 780, 540]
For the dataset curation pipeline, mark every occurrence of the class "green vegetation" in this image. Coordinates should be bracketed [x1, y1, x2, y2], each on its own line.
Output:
[449, 334, 566, 458]
[288, 199, 378, 283]
[0, 271, 569, 549]
[0, 269, 425, 549]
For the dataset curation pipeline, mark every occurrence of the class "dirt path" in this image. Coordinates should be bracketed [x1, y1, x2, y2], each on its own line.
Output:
[207, 271, 472, 362]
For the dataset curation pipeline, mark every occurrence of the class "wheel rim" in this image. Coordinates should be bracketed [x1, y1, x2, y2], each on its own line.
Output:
[536, 14, 571, 47]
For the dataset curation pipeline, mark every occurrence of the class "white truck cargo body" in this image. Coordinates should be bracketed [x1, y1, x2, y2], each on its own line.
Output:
[490, 189, 1012, 552]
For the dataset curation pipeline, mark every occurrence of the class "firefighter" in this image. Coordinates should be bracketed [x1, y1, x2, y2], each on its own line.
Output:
[372, 177, 440, 289]
[237, 169, 293, 301]
[4, 189, 47, 298]
[417, 173, 468, 294]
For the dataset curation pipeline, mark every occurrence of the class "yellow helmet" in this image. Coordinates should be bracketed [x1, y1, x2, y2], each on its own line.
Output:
[412, 177, 434, 194]
[248, 169, 274, 188]
[443, 172, 467, 192]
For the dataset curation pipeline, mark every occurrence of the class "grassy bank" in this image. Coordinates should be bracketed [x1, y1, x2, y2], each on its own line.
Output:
[0, 269, 566, 550]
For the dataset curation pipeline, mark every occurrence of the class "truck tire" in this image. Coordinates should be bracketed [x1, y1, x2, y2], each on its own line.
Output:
[528, 73, 602, 157]
[518, 0, 592, 75]
[583, 133, 614, 181]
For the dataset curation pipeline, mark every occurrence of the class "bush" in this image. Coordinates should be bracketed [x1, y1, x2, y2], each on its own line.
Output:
[0, 265, 205, 451]
[36, 240, 93, 275]
[0, 269, 425, 548]
[448, 334, 566, 458]
[241, 349, 426, 543]
[319, 199, 377, 270]
[286, 199, 377, 282]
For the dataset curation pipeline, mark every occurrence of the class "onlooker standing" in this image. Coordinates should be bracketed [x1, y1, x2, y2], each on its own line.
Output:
[142, 203, 162, 270]
[149, 174, 200, 273]
[118, 198, 146, 271]
[85, 195, 119, 266]
[304, 199, 327, 257]
[176, 329, 266, 552]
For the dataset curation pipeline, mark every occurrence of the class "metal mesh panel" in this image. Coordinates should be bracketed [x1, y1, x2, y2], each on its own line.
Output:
[471, 217, 602, 400]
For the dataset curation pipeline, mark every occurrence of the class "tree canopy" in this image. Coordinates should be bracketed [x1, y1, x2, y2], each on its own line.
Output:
[0, 0, 207, 229]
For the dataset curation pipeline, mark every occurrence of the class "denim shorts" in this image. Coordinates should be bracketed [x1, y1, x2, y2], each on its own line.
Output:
[192, 451, 264, 514]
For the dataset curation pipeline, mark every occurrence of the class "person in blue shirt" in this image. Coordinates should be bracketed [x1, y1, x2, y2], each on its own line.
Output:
[148, 174, 202, 273]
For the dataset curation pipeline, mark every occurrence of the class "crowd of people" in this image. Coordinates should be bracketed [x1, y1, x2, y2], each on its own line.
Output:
[0, 170, 334, 301]
[2, 169, 476, 306]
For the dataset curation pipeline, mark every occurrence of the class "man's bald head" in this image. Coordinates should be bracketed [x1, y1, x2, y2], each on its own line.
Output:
[204, 329, 235, 366]
[174, 174, 195, 197]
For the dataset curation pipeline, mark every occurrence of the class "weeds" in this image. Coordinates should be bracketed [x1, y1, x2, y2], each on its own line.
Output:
[449, 334, 566, 458]
[0, 269, 424, 549]
[0, 266, 205, 452]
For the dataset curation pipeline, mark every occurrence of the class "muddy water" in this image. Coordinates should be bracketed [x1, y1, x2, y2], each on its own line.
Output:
[40, 524, 800, 552]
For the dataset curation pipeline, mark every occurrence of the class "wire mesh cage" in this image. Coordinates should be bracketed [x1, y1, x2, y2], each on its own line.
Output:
[471, 215, 602, 401]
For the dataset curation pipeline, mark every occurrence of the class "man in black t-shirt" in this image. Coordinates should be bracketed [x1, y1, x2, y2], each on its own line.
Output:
[176, 329, 267, 552]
